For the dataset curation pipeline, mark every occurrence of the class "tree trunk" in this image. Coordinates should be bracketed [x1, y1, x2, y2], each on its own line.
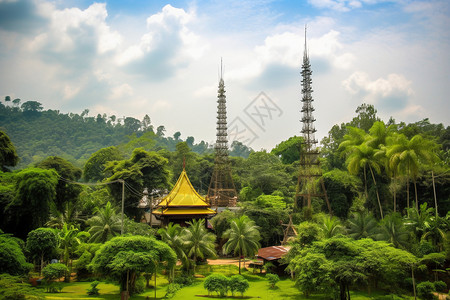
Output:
[40, 253, 44, 276]
[393, 175, 397, 213]
[340, 281, 346, 300]
[406, 178, 410, 215]
[369, 165, 383, 219]
[363, 166, 368, 200]
[238, 256, 241, 274]
[412, 267, 416, 300]
[414, 178, 418, 212]
[432, 171, 438, 217]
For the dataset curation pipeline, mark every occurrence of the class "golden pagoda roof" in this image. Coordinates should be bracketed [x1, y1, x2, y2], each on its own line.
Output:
[156, 169, 210, 208]
[152, 207, 217, 216]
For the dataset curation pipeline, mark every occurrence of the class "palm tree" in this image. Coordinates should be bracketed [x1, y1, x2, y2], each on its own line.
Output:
[386, 134, 439, 212]
[181, 219, 217, 274]
[375, 213, 410, 249]
[86, 201, 121, 243]
[223, 216, 261, 274]
[46, 201, 84, 229]
[158, 222, 189, 270]
[345, 143, 384, 219]
[365, 121, 395, 149]
[338, 126, 366, 158]
[347, 211, 378, 240]
[320, 215, 345, 238]
[58, 223, 90, 281]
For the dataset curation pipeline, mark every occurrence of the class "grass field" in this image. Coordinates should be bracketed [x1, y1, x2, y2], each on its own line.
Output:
[42, 265, 415, 300]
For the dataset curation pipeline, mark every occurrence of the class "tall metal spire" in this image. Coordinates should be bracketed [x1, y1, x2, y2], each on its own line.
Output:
[208, 60, 238, 207]
[296, 26, 331, 214]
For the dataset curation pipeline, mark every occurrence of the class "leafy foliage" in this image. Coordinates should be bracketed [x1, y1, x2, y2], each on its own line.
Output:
[0, 130, 19, 171]
[266, 273, 280, 289]
[89, 235, 176, 295]
[0, 231, 33, 275]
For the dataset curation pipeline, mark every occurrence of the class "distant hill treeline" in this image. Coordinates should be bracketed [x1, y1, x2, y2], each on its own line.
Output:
[0, 98, 252, 169]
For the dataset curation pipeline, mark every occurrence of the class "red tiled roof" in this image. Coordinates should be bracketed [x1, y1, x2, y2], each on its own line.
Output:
[257, 246, 290, 261]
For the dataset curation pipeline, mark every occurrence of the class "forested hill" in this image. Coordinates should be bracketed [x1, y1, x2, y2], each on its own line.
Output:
[0, 99, 250, 169]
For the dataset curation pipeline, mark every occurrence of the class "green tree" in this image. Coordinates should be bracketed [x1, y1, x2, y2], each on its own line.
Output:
[320, 215, 345, 238]
[0, 130, 19, 171]
[229, 275, 249, 296]
[26, 228, 59, 275]
[105, 148, 170, 220]
[203, 274, 229, 297]
[86, 201, 121, 243]
[181, 219, 217, 273]
[375, 213, 410, 249]
[230, 140, 252, 158]
[345, 142, 384, 219]
[21, 100, 43, 113]
[387, 134, 439, 211]
[346, 211, 378, 240]
[157, 222, 188, 270]
[295, 221, 323, 247]
[42, 263, 68, 291]
[0, 231, 33, 275]
[266, 273, 280, 289]
[271, 136, 302, 164]
[57, 223, 89, 281]
[89, 236, 176, 297]
[210, 210, 236, 252]
[223, 215, 261, 274]
[83, 146, 124, 182]
[36, 156, 83, 210]
[8, 168, 58, 237]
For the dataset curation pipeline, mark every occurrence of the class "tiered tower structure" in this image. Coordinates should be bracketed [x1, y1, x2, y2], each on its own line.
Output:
[207, 67, 238, 207]
[296, 27, 332, 214]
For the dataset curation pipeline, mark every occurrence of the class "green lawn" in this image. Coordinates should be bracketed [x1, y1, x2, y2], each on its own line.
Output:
[41, 265, 415, 300]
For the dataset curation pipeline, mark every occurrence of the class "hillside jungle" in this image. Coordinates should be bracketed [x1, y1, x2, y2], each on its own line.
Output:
[0, 98, 449, 299]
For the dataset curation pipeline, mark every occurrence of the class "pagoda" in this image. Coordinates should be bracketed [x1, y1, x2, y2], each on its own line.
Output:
[207, 63, 238, 208]
[295, 26, 332, 214]
[152, 168, 216, 226]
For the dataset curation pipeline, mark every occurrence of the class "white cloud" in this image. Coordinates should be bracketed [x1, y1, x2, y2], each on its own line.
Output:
[109, 84, 134, 100]
[342, 71, 415, 112]
[115, 4, 207, 79]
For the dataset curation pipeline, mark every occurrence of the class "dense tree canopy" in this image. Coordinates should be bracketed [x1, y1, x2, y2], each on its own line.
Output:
[0, 130, 19, 171]
[89, 236, 176, 295]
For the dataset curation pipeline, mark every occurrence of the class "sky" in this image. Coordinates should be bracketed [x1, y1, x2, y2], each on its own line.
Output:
[0, 0, 449, 151]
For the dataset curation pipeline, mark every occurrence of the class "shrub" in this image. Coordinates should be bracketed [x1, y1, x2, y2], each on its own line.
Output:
[42, 263, 68, 282]
[87, 281, 100, 295]
[434, 280, 447, 293]
[165, 283, 181, 299]
[266, 273, 280, 289]
[229, 275, 249, 297]
[204, 274, 229, 297]
[173, 275, 194, 286]
[417, 281, 436, 300]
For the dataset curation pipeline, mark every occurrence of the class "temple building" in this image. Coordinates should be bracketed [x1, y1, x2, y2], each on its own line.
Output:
[152, 168, 217, 226]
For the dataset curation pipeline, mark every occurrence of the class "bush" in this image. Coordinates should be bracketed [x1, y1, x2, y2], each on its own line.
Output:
[0, 274, 44, 299]
[204, 274, 229, 297]
[417, 281, 436, 300]
[132, 276, 146, 295]
[173, 275, 194, 286]
[42, 263, 68, 282]
[229, 275, 249, 297]
[87, 281, 100, 295]
[165, 283, 181, 299]
[434, 280, 447, 293]
[266, 273, 280, 289]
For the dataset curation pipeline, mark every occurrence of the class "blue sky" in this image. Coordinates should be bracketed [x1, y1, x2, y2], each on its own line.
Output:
[0, 0, 448, 150]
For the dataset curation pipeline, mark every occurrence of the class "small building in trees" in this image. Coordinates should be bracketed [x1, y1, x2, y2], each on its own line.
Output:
[152, 168, 216, 226]
[250, 245, 290, 275]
